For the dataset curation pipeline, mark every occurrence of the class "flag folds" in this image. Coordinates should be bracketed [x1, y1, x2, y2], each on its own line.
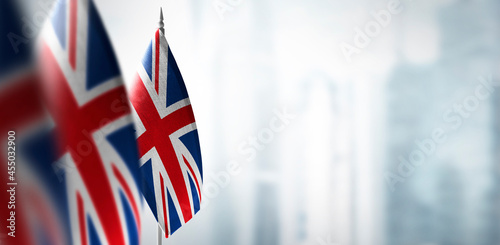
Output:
[38, 0, 142, 244]
[130, 18, 203, 238]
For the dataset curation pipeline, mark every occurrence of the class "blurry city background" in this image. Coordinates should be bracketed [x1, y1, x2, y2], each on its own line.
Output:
[18, 0, 500, 244]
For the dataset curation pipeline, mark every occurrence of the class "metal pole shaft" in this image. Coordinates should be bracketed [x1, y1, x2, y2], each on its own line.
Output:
[157, 224, 162, 245]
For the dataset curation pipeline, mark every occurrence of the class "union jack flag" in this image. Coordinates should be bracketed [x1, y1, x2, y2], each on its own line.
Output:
[130, 13, 203, 238]
[0, 1, 51, 244]
[39, 0, 142, 244]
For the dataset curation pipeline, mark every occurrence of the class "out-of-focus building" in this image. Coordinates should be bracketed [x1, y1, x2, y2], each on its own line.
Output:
[385, 1, 500, 245]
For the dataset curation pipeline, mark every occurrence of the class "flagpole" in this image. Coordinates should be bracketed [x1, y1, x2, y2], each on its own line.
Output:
[157, 9, 165, 245]
[159, 7, 165, 35]
[157, 223, 163, 245]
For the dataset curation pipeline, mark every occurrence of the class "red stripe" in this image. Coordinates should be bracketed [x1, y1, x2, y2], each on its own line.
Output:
[154, 30, 160, 94]
[69, 0, 77, 69]
[184, 156, 201, 201]
[159, 174, 169, 237]
[112, 164, 141, 233]
[77, 192, 88, 245]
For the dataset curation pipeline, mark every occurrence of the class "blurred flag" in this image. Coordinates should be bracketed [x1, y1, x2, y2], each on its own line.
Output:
[39, 0, 142, 244]
[0, 1, 49, 244]
[18, 130, 73, 245]
[130, 9, 203, 238]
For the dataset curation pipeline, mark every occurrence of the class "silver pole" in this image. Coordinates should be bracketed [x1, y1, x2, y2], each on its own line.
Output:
[159, 7, 165, 35]
[157, 8, 165, 245]
[157, 224, 163, 245]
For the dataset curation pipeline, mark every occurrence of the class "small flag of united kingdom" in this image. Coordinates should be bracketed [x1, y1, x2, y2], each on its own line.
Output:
[130, 9, 203, 238]
[39, 0, 142, 244]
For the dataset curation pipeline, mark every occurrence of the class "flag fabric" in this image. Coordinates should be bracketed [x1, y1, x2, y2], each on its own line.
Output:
[0, 1, 49, 244]
[130, 22, 203, 237]
[19, 130, 73, 245]
[39, 0, 142, 244]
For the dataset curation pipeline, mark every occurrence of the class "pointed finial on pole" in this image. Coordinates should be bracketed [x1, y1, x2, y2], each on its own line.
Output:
[159, 7, 165, 35]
